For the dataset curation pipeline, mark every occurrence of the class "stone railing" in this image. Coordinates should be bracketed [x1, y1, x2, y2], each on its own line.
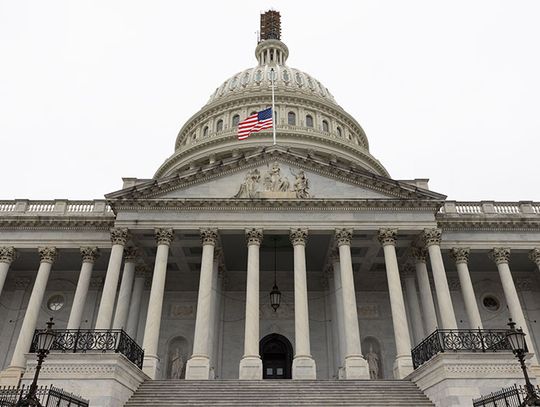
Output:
[439, 201, 540, 216]
[0, 200, 113, 216]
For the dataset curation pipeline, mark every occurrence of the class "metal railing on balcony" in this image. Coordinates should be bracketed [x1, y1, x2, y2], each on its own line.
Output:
[0, 384, 88, 407]
[411, 329, 513, 369]
[30, 329, 144, 369]
[473, 383, 540, 407]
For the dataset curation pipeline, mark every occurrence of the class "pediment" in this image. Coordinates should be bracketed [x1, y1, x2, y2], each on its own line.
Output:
[106, 149, 446, 202]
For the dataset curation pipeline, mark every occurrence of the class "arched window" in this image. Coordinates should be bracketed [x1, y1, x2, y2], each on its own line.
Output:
[288, 111, 296, 125]
[203, 126, 209, 138]
[216, 119, 223, 132]
[336, 126, 342, 137]
[232, 115, 240, 127]
[322, 120, 329, 132]
[306, 115, 313, 128]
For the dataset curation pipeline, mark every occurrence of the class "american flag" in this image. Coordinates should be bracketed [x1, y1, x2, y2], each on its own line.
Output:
[237, 107, 273, 140]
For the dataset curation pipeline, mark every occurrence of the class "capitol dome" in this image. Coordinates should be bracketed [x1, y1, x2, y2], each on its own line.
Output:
[154, 14, 389, 179]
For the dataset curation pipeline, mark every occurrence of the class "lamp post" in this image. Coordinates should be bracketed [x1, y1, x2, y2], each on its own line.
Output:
[506, 319, 540, 406]
[16, 318, 57, 407]
[269, 237, 281, 312]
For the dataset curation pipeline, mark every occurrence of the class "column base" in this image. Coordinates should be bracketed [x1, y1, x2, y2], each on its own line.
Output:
[530, 364, 540, 382]
[343, 356, 370, 379]
[393, 354, 414, 379]
[185, 356, 211, 380]
[292, 356, 317, 380]
[142, 355, 160, 380]
[239, 356, 262, 380]
[337, 366, 345, 380]
[0, 366, 24, 387]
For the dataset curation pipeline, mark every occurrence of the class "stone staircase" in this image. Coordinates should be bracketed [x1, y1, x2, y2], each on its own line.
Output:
[125, 380, 434, 406]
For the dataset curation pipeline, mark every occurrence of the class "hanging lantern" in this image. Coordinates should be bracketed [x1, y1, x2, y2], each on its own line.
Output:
[270, 284, 281, 312]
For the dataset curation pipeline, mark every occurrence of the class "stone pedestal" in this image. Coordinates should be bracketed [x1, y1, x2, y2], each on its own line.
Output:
[292, 356, 317, 380]
[20, 352, 149, 407]
[185, 356, 212, 380]
[393, 354, 414, 380]
[142, 355, 160, 379]
[238, 356, 262, 380]
[343, 356, 370, 379]
[0, 366, 24, 386]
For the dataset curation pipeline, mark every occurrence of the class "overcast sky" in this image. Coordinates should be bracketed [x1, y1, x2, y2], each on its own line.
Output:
[1, 1, 539, 201]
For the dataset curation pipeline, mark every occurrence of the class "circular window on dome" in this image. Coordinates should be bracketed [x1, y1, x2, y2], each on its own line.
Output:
[241, 72, 250, 86]
[267, 69, 277, 81]
[318, 81, 327, 96]
[218, 84, 226, 96]
[47, 294, 65, 312]
[282, 69, 290, 82]
[295, 72, 304, 86]
[229, 77, 238, 90]
[482, 295, 501, 312]
[254, 70, 263, 83]
[306, 77, 314, 90]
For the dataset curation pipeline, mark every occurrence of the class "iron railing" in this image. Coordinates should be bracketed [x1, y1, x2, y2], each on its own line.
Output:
[30, 329, 144, 369]
[473, 383, 540, 407]
[411, 329, 513, 369]
[0, 384, 88, 407]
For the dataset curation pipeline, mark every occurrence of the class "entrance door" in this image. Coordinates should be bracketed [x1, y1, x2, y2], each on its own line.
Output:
[260, 333, 293, 379]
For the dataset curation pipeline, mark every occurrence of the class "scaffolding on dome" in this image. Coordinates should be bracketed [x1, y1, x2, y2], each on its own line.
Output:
[260, 10, 281, 41]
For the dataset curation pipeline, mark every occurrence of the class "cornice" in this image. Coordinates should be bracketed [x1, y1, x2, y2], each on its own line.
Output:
[0, 218, 115, 230]
[438, 219, 540, 232]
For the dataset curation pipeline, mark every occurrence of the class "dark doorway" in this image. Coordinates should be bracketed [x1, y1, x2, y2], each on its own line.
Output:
[260, 333, 293, 379]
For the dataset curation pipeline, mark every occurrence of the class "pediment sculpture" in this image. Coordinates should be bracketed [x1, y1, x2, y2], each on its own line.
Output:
[234, 162, 311, 199]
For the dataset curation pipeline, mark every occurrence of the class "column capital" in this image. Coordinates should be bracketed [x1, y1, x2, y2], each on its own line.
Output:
[422, 228, 442, 247]
[200, 228, 218, 246]
[245, 228, 263, 246]
[489, 247, 511, 265]
[400, 263, 415, 278]
[110, 228, 129, 246]
[335, 228, 353, 247]
[38, 247, 57, 264]
[80, 247, 100, 263]
[529, 248, 540, 265]
[124, 246, 140, 262]
[290, 228, 308, 246]
[516, 278, 532, 292]
[135, 263, 150, 278]
[0, 246, 17, 264]
[450, 247, 470, 264]
[378, 228, 397, 246]
[90, 277, 104, 290]
[14, 277, 31, 290]
[155, 228, 174, 246]
[411, 246, 428, 263]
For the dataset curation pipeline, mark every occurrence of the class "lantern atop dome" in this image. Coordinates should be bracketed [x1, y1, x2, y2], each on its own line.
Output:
[256, 11, 289, 66]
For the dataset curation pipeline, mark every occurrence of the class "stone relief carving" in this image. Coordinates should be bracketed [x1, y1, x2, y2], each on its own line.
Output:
[169, 304, 195, 319]
[357, 304, 379, 318]
[234, 162, 311, 199]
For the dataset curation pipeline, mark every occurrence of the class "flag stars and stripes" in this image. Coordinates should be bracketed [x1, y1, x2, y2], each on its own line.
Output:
[237, 107, 273, 140]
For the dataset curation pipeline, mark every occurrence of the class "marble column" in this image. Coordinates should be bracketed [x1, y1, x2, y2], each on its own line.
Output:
[290, 228, 316, 379]
[422, 228, 457, 330]
[95, 228, 129, 329]
[335, 229, 369, 379]
[9, 247, 57, 374]
[411, 246, 438, 334]
[330, 257, 347, 378]
[529, 248, 540, 272]
[186, 228, 218, 380]
[400, 263, 425, 345]
[239, 228, 263, 379]
[0, 247, 16, 298]
[67, 247, 99, 330]
[126, 264, 149, 340]
[113, 247, 139, 330]
[378, 229, 413, 379]
[208, 259, 222, 378]
[142, 228, 174, 379]
[490, 248, 538, 364]
[451, 248, 483, 329]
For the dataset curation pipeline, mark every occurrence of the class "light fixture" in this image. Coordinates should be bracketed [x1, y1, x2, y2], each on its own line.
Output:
[270, 237, 281, 312]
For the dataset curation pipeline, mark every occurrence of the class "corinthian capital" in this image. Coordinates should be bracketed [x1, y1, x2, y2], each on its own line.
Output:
[200, 228, 218, 246]
[335, 228, 353, 247]
[422, 228, 442, 247]
[411, 246, 428, 263]
[290, 228, 308, 246]
[451, 248, 470, 264]
[489, 247, 511, 265]
[80, 247, 100, 263]
[123, 246, 140, 262]
[400, 263, 415, 278]
[529, 248, 540, 266]
[378, 228, 397, 246]
[15, 277, 30, 290]
[135, 264, 150, 278]
[110, 228, 129, 246]
[155, 228, 174, 246]
[38, 247, 57, 264]
[0, 247, 17, 264]
[245, 228, 263, 246]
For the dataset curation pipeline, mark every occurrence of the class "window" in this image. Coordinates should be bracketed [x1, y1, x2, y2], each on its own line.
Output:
[336, 126, 342, 137]
[482, 295, 501, 312]
[306, 115, 313, 128]
[203, 126, 209, 138]
[322, 120, 329, 132]
[288, 111, 296, 125]
[216, 119, 223, 132]
[232, 115, 240, 127]
[47, 294, 65, 311]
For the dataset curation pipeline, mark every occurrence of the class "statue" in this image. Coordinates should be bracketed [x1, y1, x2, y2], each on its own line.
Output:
[263, 162, 290, 192]
[365, 346, 380, 379]
[170, 347, 184, 379]
[291, 169, 310, 198]
[234, 169, 261, 198]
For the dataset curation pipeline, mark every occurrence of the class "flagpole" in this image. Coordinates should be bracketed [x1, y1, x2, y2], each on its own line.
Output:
[271, 68, 277, 145]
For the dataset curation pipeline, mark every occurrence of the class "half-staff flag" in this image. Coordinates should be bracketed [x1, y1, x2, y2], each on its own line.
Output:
[237, 107, 273, 140]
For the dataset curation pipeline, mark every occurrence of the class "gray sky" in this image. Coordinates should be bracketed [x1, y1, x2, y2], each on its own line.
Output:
[1, 1, 539, 200]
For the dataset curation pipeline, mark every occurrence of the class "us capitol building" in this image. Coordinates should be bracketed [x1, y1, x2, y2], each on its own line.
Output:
[0, 11, 539, 407]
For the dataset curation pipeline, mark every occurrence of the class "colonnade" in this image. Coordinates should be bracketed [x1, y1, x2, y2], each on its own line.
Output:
[0, 227, 539, 381]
